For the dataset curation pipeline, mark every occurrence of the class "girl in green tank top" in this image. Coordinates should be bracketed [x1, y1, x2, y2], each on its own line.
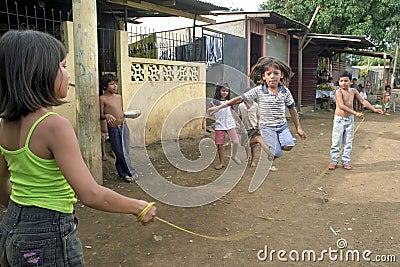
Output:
[0, 30, 156, 266]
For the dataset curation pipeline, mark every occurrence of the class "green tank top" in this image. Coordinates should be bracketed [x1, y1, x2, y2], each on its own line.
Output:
[0, 112, 77, 213]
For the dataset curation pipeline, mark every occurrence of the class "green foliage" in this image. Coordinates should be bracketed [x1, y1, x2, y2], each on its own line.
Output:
[230, 7, 244, 12]
[260, 0, 400, 52]
[357, 57, 384, 66]
[359, 68, 368, 77]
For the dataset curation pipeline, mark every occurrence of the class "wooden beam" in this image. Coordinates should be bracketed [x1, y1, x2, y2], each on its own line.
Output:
[160, 0, 176, 6]
[106, 0, 216, 24]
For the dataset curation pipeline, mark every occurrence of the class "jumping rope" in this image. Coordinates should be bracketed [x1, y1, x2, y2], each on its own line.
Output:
[137, 202, 234, 241]
[138, 117, 366, 241]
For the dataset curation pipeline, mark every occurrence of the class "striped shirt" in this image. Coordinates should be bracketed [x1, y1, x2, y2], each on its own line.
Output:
[241, 84, 295, 127]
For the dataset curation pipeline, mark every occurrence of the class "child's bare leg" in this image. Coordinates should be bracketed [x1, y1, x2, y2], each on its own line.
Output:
[215, 144, 225, 169]
[101, 133, 108, 161]
[254, 135, 274, 161]
[244, 144, 251, 161]
[231, 141, 242, 165]
[100, 120, 109, 161]
[250, 145, 257, 167]
[247, 138, 257, 166]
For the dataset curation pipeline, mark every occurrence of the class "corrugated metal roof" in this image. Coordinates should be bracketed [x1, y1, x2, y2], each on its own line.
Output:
[126, 0, 229, 16]
[213, 11, 308, 31]
[324, 48, 393, 60]
[304, 34, 392, 59]
[172, 0, 229, 14]
[306, 33, 375, 49]
[196, 0, 228, 11]
[35, 1, 229, 18]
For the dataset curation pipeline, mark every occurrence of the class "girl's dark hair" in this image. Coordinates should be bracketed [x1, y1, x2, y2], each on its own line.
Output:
[99, 73, 118, 91]
[0, 30, 67, 121]
[213, 82, 231, 103]
[249, 56, 294, 86]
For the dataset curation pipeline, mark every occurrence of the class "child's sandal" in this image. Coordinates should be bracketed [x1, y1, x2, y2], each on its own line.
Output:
[342, 163, 352, 170]
[214, 164, 225, 170]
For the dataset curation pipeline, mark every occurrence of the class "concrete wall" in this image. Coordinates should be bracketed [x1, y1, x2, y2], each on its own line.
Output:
[205, 20, 246, 38]
[55, 22, 206, 146]
[117, 31, 206, 146]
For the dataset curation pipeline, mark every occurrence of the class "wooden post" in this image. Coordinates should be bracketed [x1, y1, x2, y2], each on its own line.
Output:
[72, 0, 103, 184]
[297, 6, 320, 112]
[298, 40, 303, 111]
[382, 53, 387, 111]
[391, 45, 398, 89]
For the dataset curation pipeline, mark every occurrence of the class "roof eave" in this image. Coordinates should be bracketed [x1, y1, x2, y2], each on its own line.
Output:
[212, 11, 308, 31]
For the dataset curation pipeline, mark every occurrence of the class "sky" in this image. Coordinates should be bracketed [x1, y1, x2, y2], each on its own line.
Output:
[134, 0, 266, 32]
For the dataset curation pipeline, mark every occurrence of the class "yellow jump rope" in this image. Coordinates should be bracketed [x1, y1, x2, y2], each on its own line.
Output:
[138, 117, 365, 241]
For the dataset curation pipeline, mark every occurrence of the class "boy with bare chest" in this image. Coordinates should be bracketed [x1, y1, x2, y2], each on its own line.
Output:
[100, 74, 138, 182]
[101, 91, 124, 127]
[329, 71, 383, 171]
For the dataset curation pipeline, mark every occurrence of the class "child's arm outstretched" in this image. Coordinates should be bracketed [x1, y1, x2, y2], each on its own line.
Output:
[47, 114, 156, 225]
[359, 94, 384, 115]
[336, 89, 383, 119]
[288, 107, 307, 143]
[208, 96, 244, 115]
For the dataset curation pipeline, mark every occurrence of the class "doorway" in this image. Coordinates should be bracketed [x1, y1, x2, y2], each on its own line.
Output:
[250, 33, 262, 68]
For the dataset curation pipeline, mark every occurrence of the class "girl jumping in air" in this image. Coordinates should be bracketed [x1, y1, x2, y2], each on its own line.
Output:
[208, 57, 307, 160]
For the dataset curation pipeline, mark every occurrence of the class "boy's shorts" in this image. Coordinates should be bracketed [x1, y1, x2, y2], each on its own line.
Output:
[215, 128, 239, 145]
[240, 128, 260, 146]
[259, 122, 294, 158]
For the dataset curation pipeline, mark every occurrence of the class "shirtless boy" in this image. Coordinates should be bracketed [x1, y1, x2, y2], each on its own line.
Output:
[100, 74, 138, 182]
[329, 71, 383, 171]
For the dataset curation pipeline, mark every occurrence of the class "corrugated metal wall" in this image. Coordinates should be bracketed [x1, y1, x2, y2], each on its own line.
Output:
[290, 44, 319, 106]
[206, 33, 248, 100]
[332, 61, 347, 84]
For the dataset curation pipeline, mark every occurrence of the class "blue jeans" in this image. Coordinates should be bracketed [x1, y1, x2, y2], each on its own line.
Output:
[259, 122, 295, 158]
[108, 124, 137, 178]
[0, 200, 84, 266]
[330, 115, 354, 165]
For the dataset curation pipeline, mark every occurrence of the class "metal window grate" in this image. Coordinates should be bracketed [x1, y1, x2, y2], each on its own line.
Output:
[0, 0, 66, 40]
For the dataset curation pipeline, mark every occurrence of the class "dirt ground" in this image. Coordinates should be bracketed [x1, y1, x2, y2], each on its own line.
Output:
[75, 93, 399, 267]
[2, 95, 400, 266]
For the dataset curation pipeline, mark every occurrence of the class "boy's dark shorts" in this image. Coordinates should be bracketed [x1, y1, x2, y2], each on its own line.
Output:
[241, 128, 260, 146]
